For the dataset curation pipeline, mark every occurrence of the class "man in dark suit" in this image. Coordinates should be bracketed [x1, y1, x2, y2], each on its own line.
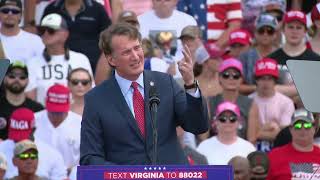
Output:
[80, 23, 208, 165]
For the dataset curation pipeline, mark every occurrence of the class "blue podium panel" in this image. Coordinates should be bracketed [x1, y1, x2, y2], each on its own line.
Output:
[77, 165, 233, 180]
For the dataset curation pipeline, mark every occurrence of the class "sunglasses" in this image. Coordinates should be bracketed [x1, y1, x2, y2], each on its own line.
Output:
[38, 27, 57, 36]
[221, 71, 241, 80]
[7, 73, 27, 80]
[257, 27, 275, 35]
[0, 8, 21, 15]
[275, 15, 283, 22]
[17, 153, 38, 160]
[230, 43, 245, 48]
[70, 79, 91, 86]
[293, 122, 313, 130]
[218, 116, 238, 123]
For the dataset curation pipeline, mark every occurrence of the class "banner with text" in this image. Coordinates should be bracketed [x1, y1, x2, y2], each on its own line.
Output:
[77, 165, 233, 180]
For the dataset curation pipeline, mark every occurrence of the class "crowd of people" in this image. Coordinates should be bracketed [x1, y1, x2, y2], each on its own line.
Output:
[0, 0, 320, 180]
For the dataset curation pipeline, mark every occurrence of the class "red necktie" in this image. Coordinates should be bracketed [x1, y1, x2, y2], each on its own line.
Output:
[132, 82, 145, 137]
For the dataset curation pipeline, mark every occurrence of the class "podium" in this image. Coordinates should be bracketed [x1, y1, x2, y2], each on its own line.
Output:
[77, 165, 233, 180]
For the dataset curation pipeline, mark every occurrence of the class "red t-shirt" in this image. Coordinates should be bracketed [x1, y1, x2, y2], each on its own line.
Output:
[267, 143, 320, 180]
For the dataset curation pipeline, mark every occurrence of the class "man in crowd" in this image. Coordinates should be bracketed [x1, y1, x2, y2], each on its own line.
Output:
[179, 25, 203, 58]
[0, 108, 67, 180]
[0, 61, 43, 140]
[0, 0, 44, 64]
[228, 156, 251, 180]
[34, 84, 81, 171]
[250, 58, 295, 152]
[9, 140, 47, 180]
[268, 10, 320, 99]
[138, 0, 197, 79]
[228, 29, 252, 58]
[42, 0, 111, 73]
[247, 151, 269, 180]
[239, 13, 278, 95]
[197, 101, 256, 165]
[267, 109, 320, 179]
[263, 0, 286, 47]
[26, 13, 93, 105]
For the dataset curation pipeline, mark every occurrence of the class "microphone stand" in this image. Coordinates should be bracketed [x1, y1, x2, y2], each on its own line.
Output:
[149, 85, 160, 165]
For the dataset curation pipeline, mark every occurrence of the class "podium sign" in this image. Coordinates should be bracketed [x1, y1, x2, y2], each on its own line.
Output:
[77, 165, 233, 180]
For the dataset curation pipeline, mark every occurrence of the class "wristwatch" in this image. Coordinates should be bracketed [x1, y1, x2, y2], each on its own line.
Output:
[184, 80, 199, 90]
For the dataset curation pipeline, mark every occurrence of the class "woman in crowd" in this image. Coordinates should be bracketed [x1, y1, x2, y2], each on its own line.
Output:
[206, 58, 260, 144]
[67, 68, 93, 116]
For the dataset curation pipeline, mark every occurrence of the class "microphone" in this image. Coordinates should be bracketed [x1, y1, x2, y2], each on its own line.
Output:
[149, 81, 160, 165]
[149, 81, 160, 108]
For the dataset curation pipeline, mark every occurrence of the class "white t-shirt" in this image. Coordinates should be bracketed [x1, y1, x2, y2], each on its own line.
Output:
[26, 50, 94, 105]
[197, 136, 256, 165]
[0, 30, 44, 64]
[34, 110, 82, 168]
[138, 9, 197, 78]
[138, 9, 197, 40]
[0, 139, 67, 180]
[149, 57, 169, 73]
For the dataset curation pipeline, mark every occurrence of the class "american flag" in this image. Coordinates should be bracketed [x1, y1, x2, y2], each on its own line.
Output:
[290, 163, 320, 179]
[177, 0, 208, 40]
[291, 163, 315, 174]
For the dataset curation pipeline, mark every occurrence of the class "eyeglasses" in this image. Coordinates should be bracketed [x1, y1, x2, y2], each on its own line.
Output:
[218, 116, 238, 123]
[221, 71, 241, 80]
[257, 27, 275, 35]
[38, 27, 57, 36]
[293, 122, 313, 130]
[0, 8, 21, 15]
[17, 153, 38, 160]
[7, 73, 27, 80]
[70, 79, 91, 86]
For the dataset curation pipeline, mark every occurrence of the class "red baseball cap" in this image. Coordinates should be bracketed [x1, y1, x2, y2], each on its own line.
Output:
[255, 58, 279, 78]
[46, 84, 70, 112]
[204, 42, 225, 59]
[229, 29, 252, 46]
[284, 10, 307, 26]
[311, 3, 320, 23]
[8, 108, 35, 142]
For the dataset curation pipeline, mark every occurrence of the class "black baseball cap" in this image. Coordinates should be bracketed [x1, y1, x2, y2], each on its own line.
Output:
[0, 0, 22, 9]
[6, 61, 28, 76]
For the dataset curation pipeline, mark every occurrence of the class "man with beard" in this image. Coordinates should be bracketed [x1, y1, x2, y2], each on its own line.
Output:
[0, 61, 43, 140]
[0, 0, 44, 64]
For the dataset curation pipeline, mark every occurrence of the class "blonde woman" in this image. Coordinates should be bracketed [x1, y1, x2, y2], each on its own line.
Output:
[67, 68, 93, 116]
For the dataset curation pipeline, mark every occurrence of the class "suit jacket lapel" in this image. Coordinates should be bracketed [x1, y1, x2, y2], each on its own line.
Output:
[109, 75, 145, 143]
